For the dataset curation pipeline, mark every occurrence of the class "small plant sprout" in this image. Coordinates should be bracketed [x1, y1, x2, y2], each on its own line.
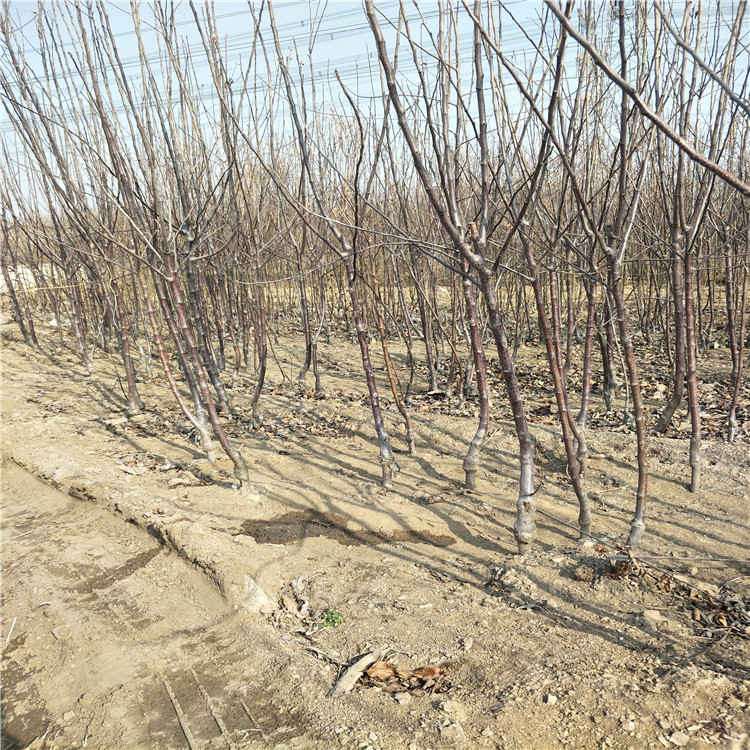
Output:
[320, 608, 345, 628]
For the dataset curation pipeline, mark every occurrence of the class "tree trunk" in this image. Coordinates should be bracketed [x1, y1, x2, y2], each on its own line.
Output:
[345, 257, 397, 489]
[164, 252, 249, 486]
[0, 252, 36, 347]
[106, 259, 143, 416]
[479, 268, 536, 554]
[140, 275, 217, 462]
[655, 248, 686, 432]
[460, 258, 490, 492]
[409, 245, 438, 392]
[684, 245, 701, 492]
[609, 257, 649, 550]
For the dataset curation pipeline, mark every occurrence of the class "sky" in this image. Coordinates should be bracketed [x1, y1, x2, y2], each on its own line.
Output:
[1, 0, 544, 131]
[0, 0, 549, 205]
[3, 1, 745, 130]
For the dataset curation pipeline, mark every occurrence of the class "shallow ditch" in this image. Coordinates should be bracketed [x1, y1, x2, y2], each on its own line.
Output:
[239, 510, 455, 547]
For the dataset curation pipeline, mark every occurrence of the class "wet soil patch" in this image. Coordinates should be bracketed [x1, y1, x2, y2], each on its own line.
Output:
[72, 545, 163, 594]
[1, 657, 51, 750]
[240, 510, 455, 548]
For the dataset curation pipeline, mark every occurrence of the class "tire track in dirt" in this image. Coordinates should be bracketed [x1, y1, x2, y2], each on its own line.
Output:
[0, 458, 303, 750]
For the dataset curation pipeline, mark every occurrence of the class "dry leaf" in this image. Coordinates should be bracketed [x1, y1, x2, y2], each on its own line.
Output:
[167, 470, 203, 488]
[413, 666, 444, 680]
[656, 575, 673, 592]
[366, 661, 408, 680]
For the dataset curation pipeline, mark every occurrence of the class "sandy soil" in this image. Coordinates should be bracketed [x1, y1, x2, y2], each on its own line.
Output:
[1, 321, 749, 750]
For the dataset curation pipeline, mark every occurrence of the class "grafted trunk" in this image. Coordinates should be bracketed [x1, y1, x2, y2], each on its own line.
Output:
[725, 234, 740, 383]
[480, 269, 536, 554]
[526, 245, 591, 538]
[205, 274, 226, 372]
[576, 277, 598, 477]
[511, 281, 524, 359]
[240, 279, 252, 371]
[409, 245, 438, 392]
[296, 240, 314, 387]
[0, 252, 37, 347]
[460, 258, 490, 492]
[184, 257, 231, 414]
[214, 268, 242, 384]
[447, 274, 460, 390]
[655, 248, 686, 432]
[140, 276, 217, 462]
[372, 261, 415, 456]
[684, 247, 701, 492]
[598, 302, 619, 412]
[609, 259, 648, 550]
[345, 258, 396, 489]
[391, 253, 416, 404]
[66, 267, 93, 374]
[249, 243, 267, 428]
[105, 260, 142, 416]
[310, 266, 326, 397]
[564, 245, 576, 373]
[151, 269, 210, 436]
[164, 252, 248, 486]
[727, 260, 747, 442]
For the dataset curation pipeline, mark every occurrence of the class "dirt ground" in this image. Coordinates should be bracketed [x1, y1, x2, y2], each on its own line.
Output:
[1, 320, 749, 750]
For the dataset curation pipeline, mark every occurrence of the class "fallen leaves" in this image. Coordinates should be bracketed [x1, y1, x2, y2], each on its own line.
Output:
[366, 661, 409, 681]
[657, 712, 734, 748]
[272, 576, 315, 629]
[362, 660, 450, 696]
[413, 665, 444, 680]
[604, 556, 645, 580]
[597, 549, 750, 639]
[116, 452, 214, 487]
[227, 397, 355, 440]
[327, 647, 451, 699]
[687, 585, 750, 637]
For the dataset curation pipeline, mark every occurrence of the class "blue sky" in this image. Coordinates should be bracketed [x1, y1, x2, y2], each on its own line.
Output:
[2, 1, 544, 115]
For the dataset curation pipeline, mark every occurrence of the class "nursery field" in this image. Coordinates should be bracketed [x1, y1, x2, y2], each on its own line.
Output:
[2, 1, 750, 748]
[2, 323, 749, 750]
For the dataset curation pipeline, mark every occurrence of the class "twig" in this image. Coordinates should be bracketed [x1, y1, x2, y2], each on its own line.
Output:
[281, 636, 347, 666]
[535, 506, 749, 611]
[536, 506, 747, 566]
[329, 649, 389, 697]
[610, 554, 750, 564]
[239, 700, 267, 742]
[304, 644, 346, 664]
[0, 530, 33, 546]
[162, 675, 196, 750]
[190, 668, 235, 750]
[483, 428, 502, 447]
[535, 506, 600, 539]
[5, 617, 17, 644]
[689, 632, 731, 661]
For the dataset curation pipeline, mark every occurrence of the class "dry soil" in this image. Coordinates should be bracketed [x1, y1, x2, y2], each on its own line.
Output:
[1, 322, 749, 750]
